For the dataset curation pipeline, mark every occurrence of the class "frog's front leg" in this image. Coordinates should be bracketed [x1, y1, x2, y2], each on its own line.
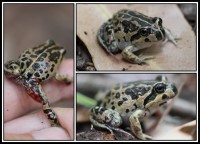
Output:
[89, 106, 122, 134]
[129, 109, 152, 140]
[55, 73, 72, 84]
[122, 46, 154, 64]
[25, 81, 59, 127]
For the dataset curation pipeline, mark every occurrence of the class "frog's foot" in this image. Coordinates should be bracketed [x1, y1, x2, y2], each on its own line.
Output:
[122, 46, 154, 65]
[137, 54, 155, 64]
[55, 73, 72, 84]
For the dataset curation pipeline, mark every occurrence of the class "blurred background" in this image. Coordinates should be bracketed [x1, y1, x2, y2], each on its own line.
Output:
[3, 3, 74, 61]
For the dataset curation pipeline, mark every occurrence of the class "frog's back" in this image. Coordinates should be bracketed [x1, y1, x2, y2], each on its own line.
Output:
[18, 40, 66, 82]
[96, 80, 156, 114]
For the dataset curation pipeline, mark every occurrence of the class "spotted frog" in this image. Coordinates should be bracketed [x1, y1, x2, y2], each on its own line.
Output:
[97, 9, 177, 64]
[89, 76, 178, 140]
[4, 40, 71, 126]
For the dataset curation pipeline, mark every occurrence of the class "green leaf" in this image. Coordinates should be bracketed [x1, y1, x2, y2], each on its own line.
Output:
[77, 92, 97, 107]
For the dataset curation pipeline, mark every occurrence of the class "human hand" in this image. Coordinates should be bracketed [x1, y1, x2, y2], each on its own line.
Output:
[4, 59, 74, 140]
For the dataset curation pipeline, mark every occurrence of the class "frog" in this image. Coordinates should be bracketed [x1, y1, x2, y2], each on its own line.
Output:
[97, 9, 177, 64]
[89, 75, 178, 140]
[4, 40, 71, 126]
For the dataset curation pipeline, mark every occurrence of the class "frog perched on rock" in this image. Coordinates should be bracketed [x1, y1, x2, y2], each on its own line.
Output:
[4, 40, 71, 126]
[89, 76, 178, 140]
[97, 9, 177, 64]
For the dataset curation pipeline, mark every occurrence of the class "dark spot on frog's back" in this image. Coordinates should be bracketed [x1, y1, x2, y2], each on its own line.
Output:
[125, 88, 139, 100]
[41, 53, 47, 58]
[20, 62, 24, 69]
[48, 52, 60, 63]
[46, 74, 49, 79]
[115, 92, 121, 99]
[118, 101, 123, 106]
[32, 63, 40, 70]
[25, 51, 31, 54]
[27, 72, 33, 79]
[30, 55, 38, 58]
[21, 57, 28, 61]
[99, 107, 107, 115]
[34, 72, 40, 77]
[123, 97, 128, 101]
[50, 67, 54, 72]
[38, 57, 44, 62]
[111, 105, 115, 110]
[114, 27, 121, 33]
[35, 47, 47, 55]
[39, 69, 43, 74]
[26, 59, 33, 67]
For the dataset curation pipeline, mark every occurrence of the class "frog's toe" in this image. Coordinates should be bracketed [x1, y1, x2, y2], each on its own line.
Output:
[137, 55, 155, 65]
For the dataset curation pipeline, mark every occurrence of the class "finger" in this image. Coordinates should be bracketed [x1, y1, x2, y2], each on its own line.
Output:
[4, 59, 73, 122]
[54, 108, 74, 139]
[4, 108, 73, 139]
[5, 127, 71, 140]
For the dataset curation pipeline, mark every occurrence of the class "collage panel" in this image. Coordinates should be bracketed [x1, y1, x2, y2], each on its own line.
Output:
[2, 2, 198, 142]
[76, 3, 196, 71]
[3, 3, 74, 140]
[76, 73, 197, 141]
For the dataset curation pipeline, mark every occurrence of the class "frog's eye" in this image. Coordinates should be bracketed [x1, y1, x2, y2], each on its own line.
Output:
[155, 83, 165, 93]
[140, 28, 148, 36]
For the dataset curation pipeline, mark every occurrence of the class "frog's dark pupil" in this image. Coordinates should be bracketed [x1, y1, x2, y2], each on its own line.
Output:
[140, 29, 148, 36]
[155, 83, 165, 93]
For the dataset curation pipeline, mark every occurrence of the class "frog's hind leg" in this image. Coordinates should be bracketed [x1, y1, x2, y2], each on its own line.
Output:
[38, 84, 60, 126]
[55, 73, 72, 84]
[89, 106, 122, 134]
[97, 20, 120, 55]
[25, 82, 59, 127]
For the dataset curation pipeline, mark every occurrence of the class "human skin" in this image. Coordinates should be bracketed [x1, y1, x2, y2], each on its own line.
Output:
[4, 59, 74, 140]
